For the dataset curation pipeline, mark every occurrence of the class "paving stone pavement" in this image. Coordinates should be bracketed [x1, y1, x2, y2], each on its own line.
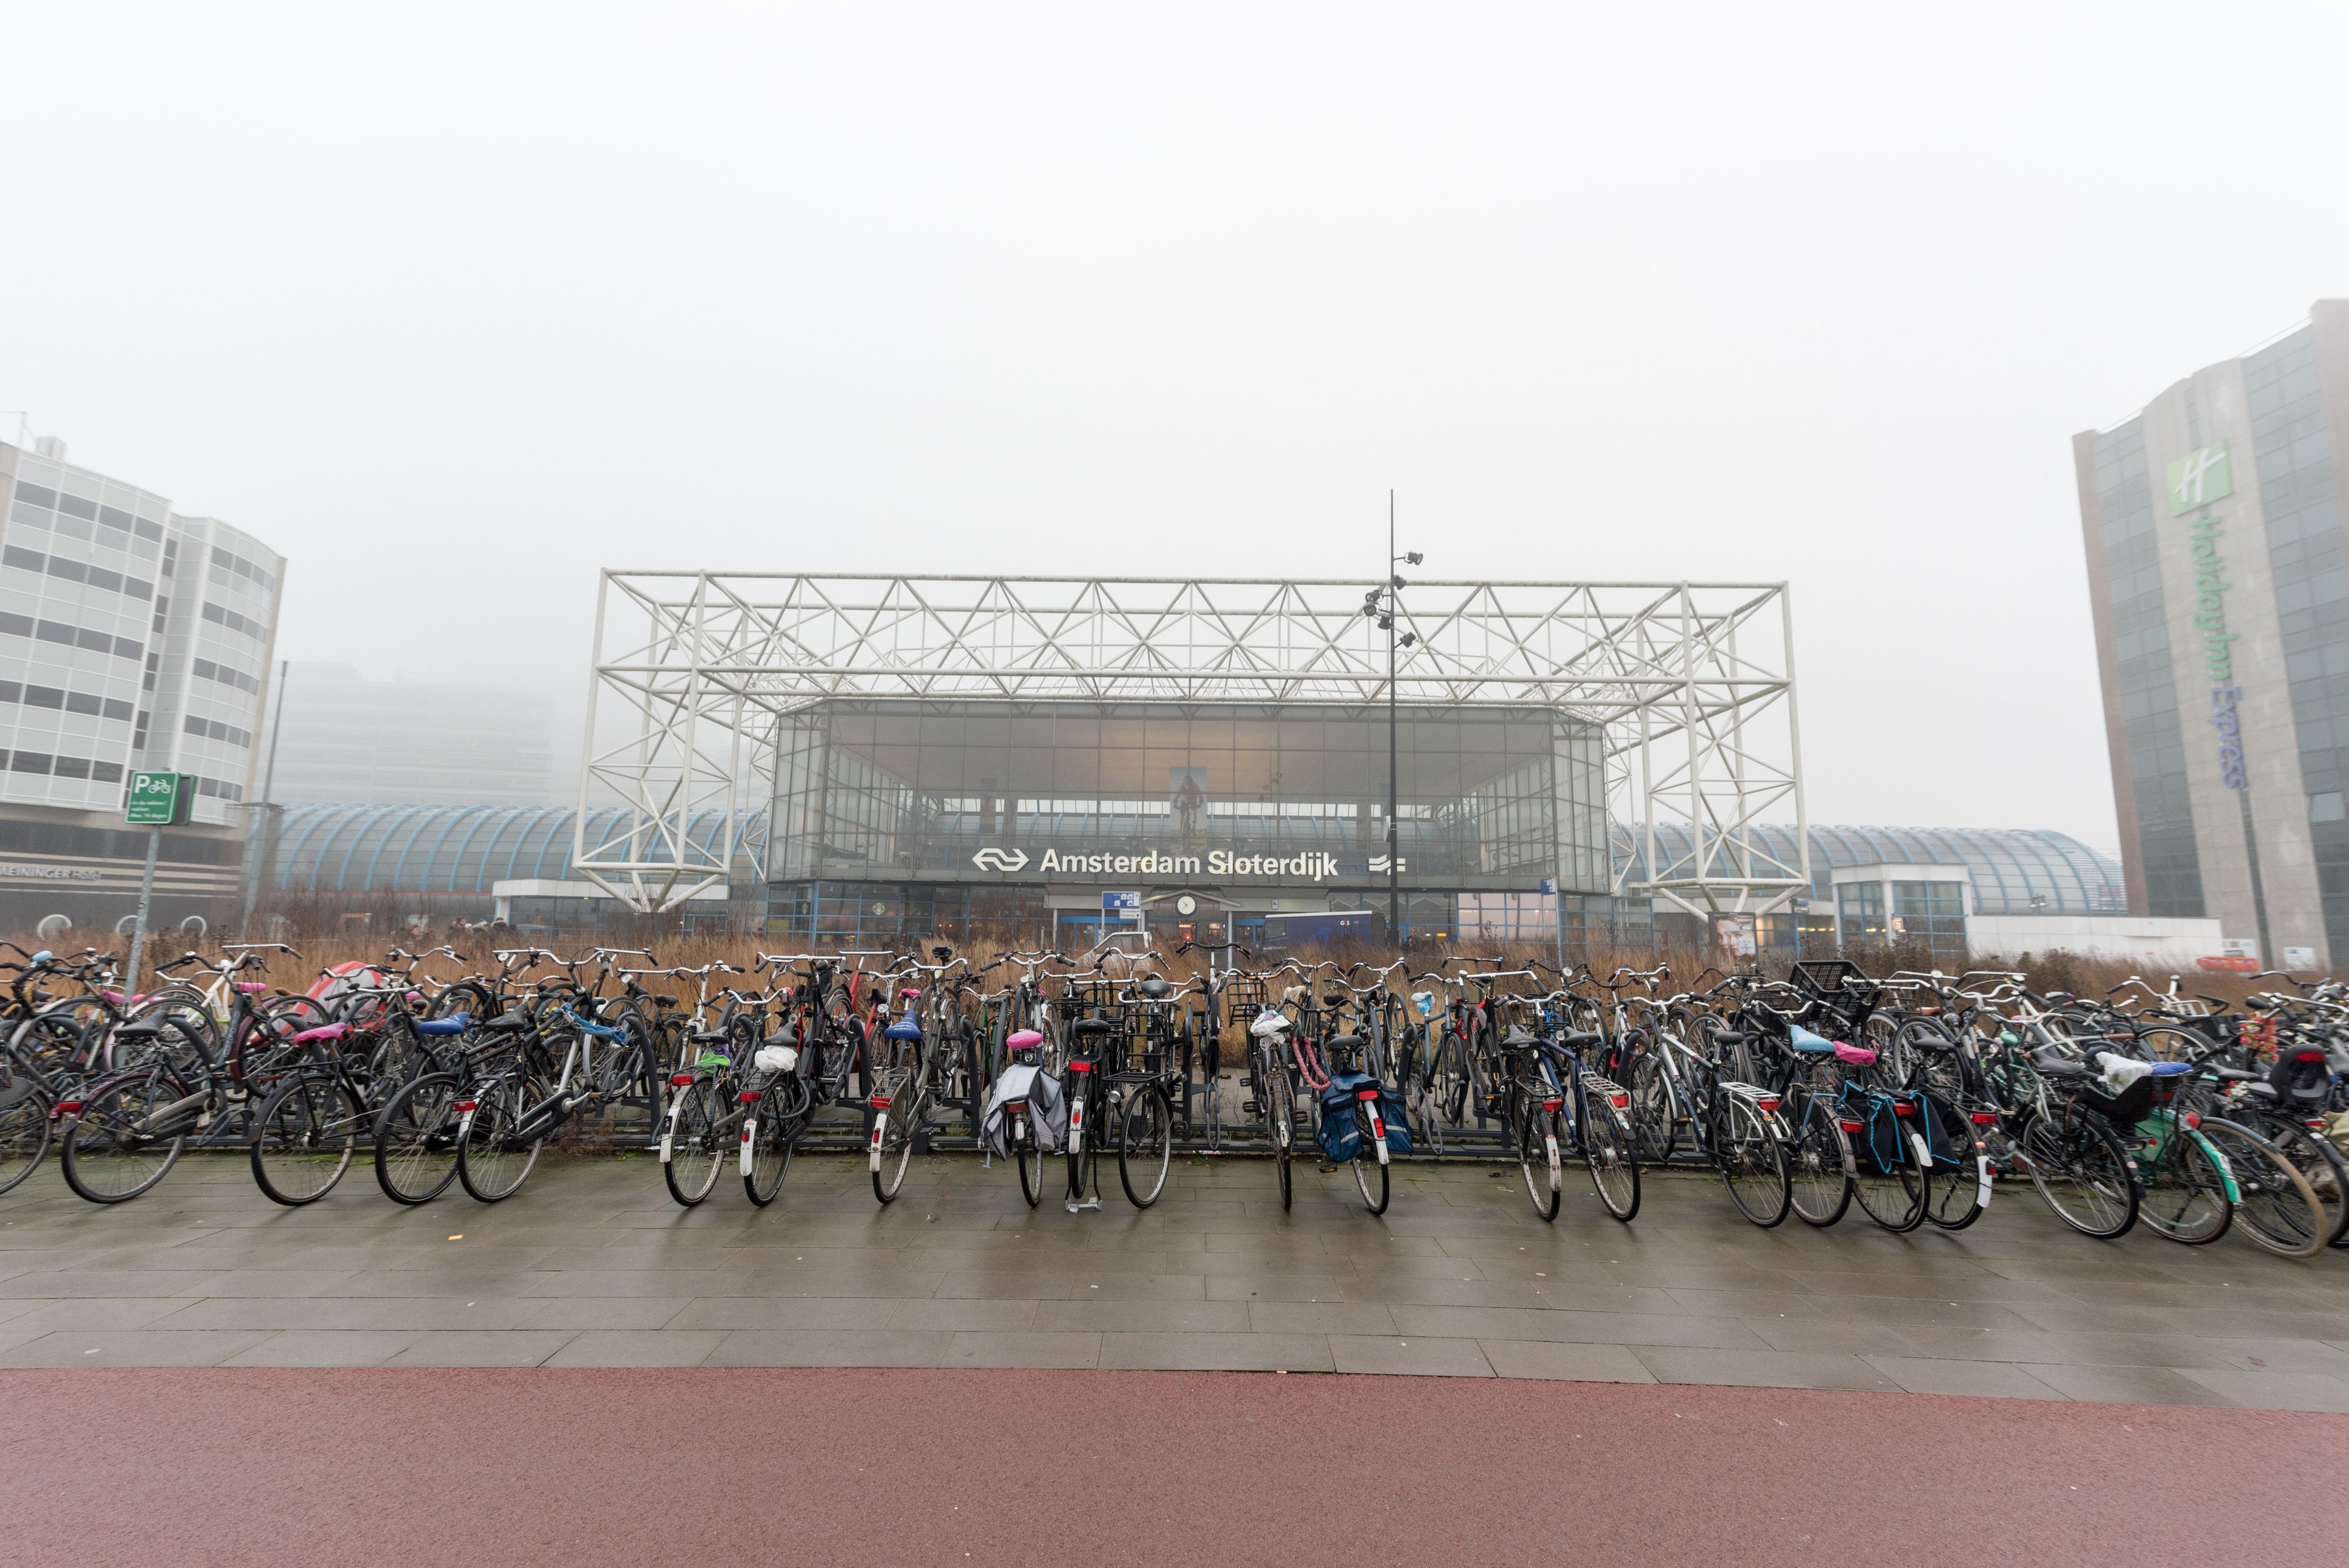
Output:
[4, 1150, 2349, 1405]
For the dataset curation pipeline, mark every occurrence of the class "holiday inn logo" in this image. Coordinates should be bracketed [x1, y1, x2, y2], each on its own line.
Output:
[2168, 442, 2233, 514]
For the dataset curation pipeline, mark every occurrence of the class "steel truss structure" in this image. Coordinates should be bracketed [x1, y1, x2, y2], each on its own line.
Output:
[575, 573, 1809, 916]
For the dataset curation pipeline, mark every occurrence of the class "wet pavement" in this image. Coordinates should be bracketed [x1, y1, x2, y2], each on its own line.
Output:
[4, 1150, 2349, 1406]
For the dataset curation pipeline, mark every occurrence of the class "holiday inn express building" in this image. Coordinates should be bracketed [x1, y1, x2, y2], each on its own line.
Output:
[2077, 300, 2349, 970]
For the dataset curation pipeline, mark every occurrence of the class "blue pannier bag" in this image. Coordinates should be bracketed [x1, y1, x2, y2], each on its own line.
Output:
[1378, 1088, 1412, 1155]
[1316, 1089, 1361, 1163]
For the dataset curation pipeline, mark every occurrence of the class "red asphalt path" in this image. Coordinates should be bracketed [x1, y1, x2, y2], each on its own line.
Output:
[4, 1369, 2341, 1567]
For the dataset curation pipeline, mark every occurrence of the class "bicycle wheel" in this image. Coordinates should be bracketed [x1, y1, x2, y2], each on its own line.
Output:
[2197, 1119, 2319, 1257]
[0, 1056, 52, 1195]
[373, 1072, 462, 1205]
[1628, 1051, 1679, 1164]
[1518, 1106, 1561, 1223]
[2249, 1114, 2349, 1246]
[1119, 1081, 1173, 1209]
[1710, 1093, 1789, 1227]
[1577, 1089, 1640, 1223]
[663, 1077, 724, 1207]
[1429, 1035, 1471, 1129]
[1015, 1123, 1042, 1209]
[60, 1069, 188, 1203]
[2138, 1124, 2231, 1245]
[744, 1081, 797, 1207]
[1265, 1066, 1293, 1212]
[456, 1072, 547, 1202]
[429, 982, 496, 1022]
[1919, 1094, 1989, 1232]
[1784, 1088, 1853, 1229]
[251, 1075, 361, 1206]
[2020, 1111, 2137, 1240]
[873, 1088, 916, 1205]
[1352, 1148, 1390, 1215]
[1850, 1098, 1929, 1233]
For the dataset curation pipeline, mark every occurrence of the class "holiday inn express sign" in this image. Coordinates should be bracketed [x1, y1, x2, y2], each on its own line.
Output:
[2169, 441, 2234, 514]
[2170, 440, 2246, 789]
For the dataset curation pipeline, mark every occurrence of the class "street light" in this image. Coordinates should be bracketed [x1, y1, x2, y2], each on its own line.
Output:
[1369, 494, 1421, 942]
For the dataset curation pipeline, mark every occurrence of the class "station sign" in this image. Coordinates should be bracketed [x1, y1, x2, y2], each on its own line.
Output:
[974, 845, 1343, 883]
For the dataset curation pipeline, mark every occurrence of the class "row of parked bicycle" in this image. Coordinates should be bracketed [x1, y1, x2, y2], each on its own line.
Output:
[0, 935, 2343, 1258]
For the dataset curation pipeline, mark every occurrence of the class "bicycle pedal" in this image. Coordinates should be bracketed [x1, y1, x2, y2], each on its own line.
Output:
[1064, 1199, 1102, 1213]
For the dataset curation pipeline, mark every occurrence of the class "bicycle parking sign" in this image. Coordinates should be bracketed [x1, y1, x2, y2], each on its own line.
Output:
[125, 769, 194, 825]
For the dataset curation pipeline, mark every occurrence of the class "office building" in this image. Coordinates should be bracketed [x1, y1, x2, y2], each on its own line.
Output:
[2077, 301, 2349, 971]
[0, 434, 284, 930]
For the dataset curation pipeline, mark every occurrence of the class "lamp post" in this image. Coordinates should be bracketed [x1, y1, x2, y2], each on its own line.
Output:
[1363, 491, 1420, 942]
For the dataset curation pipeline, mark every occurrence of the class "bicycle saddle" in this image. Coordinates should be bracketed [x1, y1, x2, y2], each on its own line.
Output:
[1139, 977, 1171, 999]
[292, 1022, 350, 1044]
[2028, 1046, 2092, 1079]
[1557, 1030, 1604, 1049]
[415, 1015, 468, 1036]
[1499, 1027, 1539, 1048]
[1070, 1017, 1116, 1038]
[882, 1017, 924, 1041]
[655, 994, 678, 1007]
[112, 1018, 168, 1039]
[1326, 1032, 1367, 1051]
[1006, 1029, 1046, 1050]
[1833, 1042, 1878, 1066]
[2205, 1064, 2258, 1083]
[482, 1008, 533, 1031]
[1789, 1024, 1835, 1054]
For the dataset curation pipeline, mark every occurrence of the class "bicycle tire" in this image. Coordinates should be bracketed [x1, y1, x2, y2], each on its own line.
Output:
[1628, 1050, 1679, 1164]
[663, 1077, 724, 1207]
[2247, 1113, 2349, 1246]
[2020, 1110, 2137, 1240]
[1267, 1065, 1294, 1212]
[60, 1069, 188, 1204]
[0, 1055, 53, 1195]
[1784, 1087, 1853, 1229]
[1015, 1125, 1042, 1209]
[1580, 1088, 1640, 1223]
[1850, 1098, 1929, 1233]
[744, 1082, 796, 1207]
[873, 1088, 917, 1206]
[1119, 1081, 1172, 1209]
[1920, 1094, 1989, 1232]
[456, 1072, 547, 1202]
[429, 982, 496, 1023]
[2198, 1117, 2320, 1258]
[1518, 1106, 1561, 1222]
[251, 1075, 361, 1206]
[1352, 1147, 1390, 1215]
[2137, 1123, 2232, 1245]
[373, 1072, 462, 1205]
[1711, 1093, 1789, 1227]
[1430, 1034, 1471, 1129]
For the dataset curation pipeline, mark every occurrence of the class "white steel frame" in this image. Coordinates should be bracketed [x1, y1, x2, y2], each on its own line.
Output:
[574, 573, 1809, 917]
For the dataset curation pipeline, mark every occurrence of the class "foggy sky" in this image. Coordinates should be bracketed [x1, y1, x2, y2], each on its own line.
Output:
[5, 1, 2346, 848]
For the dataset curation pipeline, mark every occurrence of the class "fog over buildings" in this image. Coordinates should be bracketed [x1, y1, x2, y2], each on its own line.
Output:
[4, 3, 2348, 853]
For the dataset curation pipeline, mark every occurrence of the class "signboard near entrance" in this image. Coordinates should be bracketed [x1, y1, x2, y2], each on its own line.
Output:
[125, 771, 195, 826]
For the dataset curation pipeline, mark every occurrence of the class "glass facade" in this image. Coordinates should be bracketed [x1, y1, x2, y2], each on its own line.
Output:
[1620, 822, 2123, 916]
[2094, 417, 2205, 916]
[766, 699, 1610, 937]
[2247, 328, 2349, 952]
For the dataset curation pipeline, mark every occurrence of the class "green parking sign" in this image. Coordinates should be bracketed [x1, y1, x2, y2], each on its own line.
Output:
[126, 770, 194, 826]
